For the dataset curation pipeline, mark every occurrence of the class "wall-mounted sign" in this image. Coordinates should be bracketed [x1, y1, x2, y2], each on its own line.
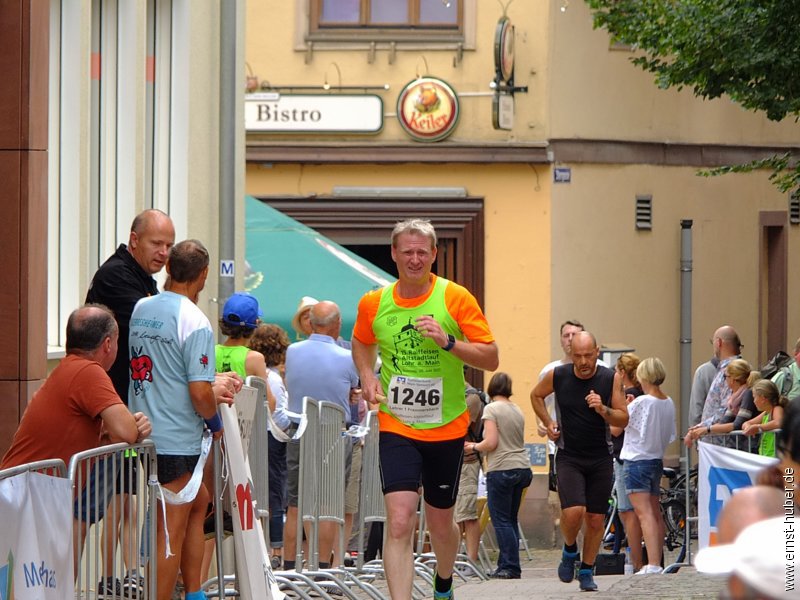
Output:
[494, 16, 515, 83]
[245, 93, 383, 133]
[554, 167, 572, 183]
[396, 77, 460, 143]
[492, 93, 514, 130]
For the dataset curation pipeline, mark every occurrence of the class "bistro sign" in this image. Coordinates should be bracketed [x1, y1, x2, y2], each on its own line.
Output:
[245, 93, 383, 133]
[396, 77, 460, 142]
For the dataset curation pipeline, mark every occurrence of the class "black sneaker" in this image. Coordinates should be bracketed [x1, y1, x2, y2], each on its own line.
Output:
[97, 576, 123, 599]
[122, 573, 144, 598]
[203, 509, 234, 538]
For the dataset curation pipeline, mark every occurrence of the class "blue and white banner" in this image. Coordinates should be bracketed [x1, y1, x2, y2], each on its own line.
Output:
[0, 471, 73, 600]
[697, 441, 779, 548]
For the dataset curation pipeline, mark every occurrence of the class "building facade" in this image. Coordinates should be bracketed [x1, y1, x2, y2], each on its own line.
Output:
[244, 1, 800, 536]
[0, 0, 246, 455]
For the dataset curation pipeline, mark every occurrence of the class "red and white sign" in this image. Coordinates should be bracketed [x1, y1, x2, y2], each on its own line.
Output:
[396, 77, 460, 142]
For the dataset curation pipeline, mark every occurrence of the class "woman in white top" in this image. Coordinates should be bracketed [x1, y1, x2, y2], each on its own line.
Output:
[468, 372, 532, 579]
[620, 357, 676, 575]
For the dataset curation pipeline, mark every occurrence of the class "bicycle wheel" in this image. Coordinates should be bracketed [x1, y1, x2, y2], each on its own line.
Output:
[661, 499, 686, 551]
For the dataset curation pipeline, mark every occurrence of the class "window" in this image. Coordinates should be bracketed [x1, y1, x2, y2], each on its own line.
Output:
[309, 0, 465, 43]
[47, 0, 184, 351]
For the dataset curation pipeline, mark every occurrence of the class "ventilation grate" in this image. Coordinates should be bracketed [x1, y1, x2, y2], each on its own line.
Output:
[790, 190, 800, 225]
[635, 195, 652, 230]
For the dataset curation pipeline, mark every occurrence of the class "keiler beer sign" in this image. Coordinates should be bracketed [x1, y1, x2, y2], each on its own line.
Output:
[397, 77, 459, 142]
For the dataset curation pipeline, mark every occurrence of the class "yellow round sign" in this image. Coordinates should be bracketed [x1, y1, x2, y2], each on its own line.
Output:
[396, 77, 460, 142]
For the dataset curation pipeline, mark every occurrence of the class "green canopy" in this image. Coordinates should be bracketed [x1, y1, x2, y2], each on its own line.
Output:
[244, 195, 395, 340]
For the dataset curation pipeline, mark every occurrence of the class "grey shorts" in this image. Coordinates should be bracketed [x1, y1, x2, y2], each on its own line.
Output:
[454, 460, 480, 523]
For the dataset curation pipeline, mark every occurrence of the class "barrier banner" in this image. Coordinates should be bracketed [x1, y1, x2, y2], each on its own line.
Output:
[0, 471, 73, 600]
[697, 441, 779, 549]
[221, 389, 285, 600]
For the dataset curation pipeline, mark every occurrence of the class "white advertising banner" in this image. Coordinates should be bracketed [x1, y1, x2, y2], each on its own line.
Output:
[0, 471, 73, 600]
[697, 441, 779, 549]
[221, 389, 285, 600]
[245, 93, 383, 133]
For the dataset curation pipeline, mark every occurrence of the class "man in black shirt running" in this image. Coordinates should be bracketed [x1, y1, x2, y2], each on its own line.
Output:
[531, 331, 628, 592]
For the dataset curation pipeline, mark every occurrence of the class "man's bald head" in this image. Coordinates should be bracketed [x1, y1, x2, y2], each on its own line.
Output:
[713, 325, 742, 359]
[716, 485, 784, 544]
[571, 331, 600, 379]
[310, 301, 342, 338]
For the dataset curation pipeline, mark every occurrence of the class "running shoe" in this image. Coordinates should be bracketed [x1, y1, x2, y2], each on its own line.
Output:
[557, 549, 580, 583]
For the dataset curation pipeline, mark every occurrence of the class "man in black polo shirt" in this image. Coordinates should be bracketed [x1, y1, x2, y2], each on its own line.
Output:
[85, 208, 175, 596]
[531, 331, 628, 592]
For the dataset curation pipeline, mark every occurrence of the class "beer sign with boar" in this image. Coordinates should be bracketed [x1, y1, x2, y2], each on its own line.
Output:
[397, 77, 459, 142]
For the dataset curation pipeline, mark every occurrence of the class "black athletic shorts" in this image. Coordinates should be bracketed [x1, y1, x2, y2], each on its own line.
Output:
[555, 451, 613, 514]
[378, 432, 465, 509]
[157, 454, 200, 486]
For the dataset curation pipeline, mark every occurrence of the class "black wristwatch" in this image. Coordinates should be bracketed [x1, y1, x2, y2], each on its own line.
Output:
[442, 334, 456, 351]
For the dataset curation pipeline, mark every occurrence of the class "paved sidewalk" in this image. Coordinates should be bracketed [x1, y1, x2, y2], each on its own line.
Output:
[449, 549, 726, 600]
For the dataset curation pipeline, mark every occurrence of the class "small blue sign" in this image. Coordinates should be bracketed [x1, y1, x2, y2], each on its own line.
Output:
[526, 443, 547, 466]
[553, 167, 571, 183]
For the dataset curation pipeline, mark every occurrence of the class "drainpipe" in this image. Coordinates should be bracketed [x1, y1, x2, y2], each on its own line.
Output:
[218, 0, 237, 319]
[679, 220, 693, 438]
[680, 219, 693, 564]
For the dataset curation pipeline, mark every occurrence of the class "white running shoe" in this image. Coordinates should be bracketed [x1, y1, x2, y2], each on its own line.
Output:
[635, 565, 664, 575]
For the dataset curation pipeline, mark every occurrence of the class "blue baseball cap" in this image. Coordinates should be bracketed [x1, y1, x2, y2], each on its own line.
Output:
[222, 292, 263, 329]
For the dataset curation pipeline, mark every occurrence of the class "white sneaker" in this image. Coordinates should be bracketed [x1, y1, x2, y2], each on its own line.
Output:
[635, 565, 664, 575]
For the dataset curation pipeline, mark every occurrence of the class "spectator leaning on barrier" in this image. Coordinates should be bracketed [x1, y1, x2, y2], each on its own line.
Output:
[128, 239, 228, 600]
[742, 379, 788, 458]
[1, 304, 151, 574]
[685, 359, 752, 448]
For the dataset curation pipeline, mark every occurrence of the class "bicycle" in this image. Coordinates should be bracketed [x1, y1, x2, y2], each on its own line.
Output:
[659, 465, 698, 567]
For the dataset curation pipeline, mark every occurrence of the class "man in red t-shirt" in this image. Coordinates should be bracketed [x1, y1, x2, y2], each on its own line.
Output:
[2, 304, 151, 572]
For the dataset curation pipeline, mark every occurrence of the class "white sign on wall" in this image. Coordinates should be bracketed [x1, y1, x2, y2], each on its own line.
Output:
[245, 93, 383, 133]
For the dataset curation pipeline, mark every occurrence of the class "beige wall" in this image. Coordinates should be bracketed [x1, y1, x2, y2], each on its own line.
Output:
[548, 2, 800, 145]
[551, 162, 800, 435]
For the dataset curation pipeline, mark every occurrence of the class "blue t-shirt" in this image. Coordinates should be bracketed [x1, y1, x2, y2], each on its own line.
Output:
[284, 333, 359, 425]
[128, 291, 215, 455]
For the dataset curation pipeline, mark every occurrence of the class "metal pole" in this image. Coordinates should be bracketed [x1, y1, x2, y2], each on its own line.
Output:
[218, 0, 237, 317]
[680, 219, 693, 565]
[680, 220, 693, 436]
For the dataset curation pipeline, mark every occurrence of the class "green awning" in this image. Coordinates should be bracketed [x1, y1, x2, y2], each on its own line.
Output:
[244, 195, 394, 340]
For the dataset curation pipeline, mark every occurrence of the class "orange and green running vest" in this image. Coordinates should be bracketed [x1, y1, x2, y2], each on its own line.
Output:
[373, 277, 466, 430]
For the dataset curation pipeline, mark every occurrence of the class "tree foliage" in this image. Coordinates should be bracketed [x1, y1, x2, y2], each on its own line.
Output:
[585, 0, 800, 192]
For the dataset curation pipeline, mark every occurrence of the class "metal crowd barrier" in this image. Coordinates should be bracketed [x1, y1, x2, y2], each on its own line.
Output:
[356, 410, 385, 570]
[296, 397, 347, 571]
[69, 440, 158, 600]
[286, 397, 386, 600]
[0, 458, 66, 479]
[245, 375, 272, 539]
